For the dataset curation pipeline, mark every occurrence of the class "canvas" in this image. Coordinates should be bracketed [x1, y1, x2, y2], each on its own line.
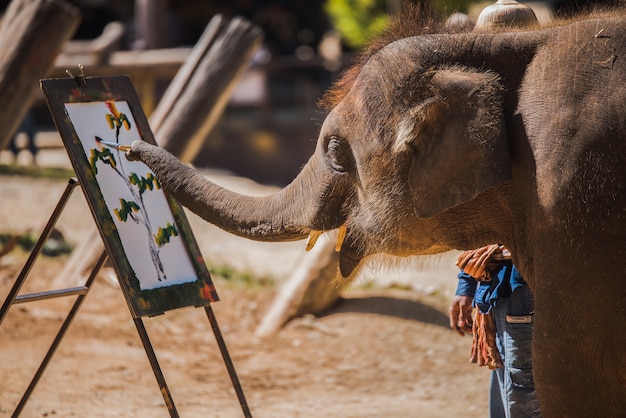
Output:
[41, 75, 219, 317]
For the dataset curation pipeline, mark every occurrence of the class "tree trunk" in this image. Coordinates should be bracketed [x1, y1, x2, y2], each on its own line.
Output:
[0, 0, 80, 150]
[255, 235, 342, 338]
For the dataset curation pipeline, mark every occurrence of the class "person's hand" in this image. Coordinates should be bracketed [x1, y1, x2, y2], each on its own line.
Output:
[448, 295, 474, 337]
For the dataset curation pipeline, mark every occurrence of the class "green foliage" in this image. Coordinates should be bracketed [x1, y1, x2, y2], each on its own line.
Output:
[0, 166, 75, 179]
[89, 148, 117, 174]
[0, 231, 74, 257]
[324, 0, 476, 49]
[153, 222, 178, 247]
[114, 198, 140, 222]
[324, 0, 390, 48]
[209, 263, 275, 289]
[40, 235, 75, 256]
[129, 172, 161, 195]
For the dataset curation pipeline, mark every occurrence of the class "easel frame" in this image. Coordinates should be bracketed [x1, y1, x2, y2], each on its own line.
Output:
[40, 74, 220, 317]
[0, 180, 251, 417]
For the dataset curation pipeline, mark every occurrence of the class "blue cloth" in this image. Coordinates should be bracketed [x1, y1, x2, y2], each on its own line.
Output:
[455, 261, 526, 314]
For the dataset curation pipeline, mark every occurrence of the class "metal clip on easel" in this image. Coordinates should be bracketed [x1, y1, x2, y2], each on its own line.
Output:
[65, 64, 86, 86]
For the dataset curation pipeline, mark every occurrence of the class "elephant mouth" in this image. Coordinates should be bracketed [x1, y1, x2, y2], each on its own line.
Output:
[306, 224, 364, 278]
[338, 243, 363, 277]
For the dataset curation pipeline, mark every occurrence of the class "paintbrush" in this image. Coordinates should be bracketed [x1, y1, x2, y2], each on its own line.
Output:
[95, 136, 132, 152]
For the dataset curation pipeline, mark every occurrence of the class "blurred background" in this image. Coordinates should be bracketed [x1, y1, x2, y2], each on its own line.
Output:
[1, 0, 622, 185]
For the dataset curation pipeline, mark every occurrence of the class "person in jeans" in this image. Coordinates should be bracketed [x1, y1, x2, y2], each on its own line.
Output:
[449, 244, 541, 417]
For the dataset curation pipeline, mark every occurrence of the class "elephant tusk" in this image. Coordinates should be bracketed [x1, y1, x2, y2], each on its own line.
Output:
[306, 225, 347, 252]
[336, 224, 347, 252]
[305, 230, 323, 251]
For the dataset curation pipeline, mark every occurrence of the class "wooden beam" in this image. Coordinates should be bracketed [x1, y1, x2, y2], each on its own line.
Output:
[0, 0, 80, 150]
[255, 237, 343, 338]
[154, 15, 263, 162]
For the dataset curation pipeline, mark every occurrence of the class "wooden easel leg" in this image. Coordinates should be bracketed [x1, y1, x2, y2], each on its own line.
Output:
[204, 305, 252, 418]
[12, 250, 108, 418]
[0, 178, 79, 327]
[132, 316, 180, 418]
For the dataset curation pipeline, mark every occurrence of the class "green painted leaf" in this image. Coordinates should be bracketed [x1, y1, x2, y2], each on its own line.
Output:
[129, 172, 161, 195]
[89, 148, 117, 174]
[114, 198, 140, 222]
[154, 222, 178, 247]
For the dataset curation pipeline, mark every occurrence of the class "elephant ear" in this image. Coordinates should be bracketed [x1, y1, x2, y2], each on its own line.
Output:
[398, 68, 511, 218]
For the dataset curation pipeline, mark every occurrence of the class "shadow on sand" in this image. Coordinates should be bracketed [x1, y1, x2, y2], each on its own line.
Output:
[322, 295, 450, 328]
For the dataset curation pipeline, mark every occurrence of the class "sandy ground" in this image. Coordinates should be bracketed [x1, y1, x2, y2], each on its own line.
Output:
[0, 140, 490, 417]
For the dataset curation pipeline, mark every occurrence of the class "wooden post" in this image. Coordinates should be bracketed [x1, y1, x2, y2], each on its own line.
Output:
[133, 0, 169, 50]
[154, 15, 263, 162]
[255, 235, 343, 338]
[54, 15, 263, 287]
[0, 0, 80, 150]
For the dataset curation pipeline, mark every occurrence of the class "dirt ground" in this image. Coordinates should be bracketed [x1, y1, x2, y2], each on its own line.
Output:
[0, 162, 490, 417]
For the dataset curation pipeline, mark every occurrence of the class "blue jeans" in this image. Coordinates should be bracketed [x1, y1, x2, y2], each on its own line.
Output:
[489, 285, 541, 418]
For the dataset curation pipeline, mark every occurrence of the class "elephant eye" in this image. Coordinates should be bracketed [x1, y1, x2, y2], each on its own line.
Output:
[325, 136, 353, 173]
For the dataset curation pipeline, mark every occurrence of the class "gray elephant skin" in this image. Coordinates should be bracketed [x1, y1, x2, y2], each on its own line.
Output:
[130, 12, 626, 417]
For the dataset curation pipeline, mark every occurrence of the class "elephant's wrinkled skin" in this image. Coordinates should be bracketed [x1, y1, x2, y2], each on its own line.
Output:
[130, 14, 626, 417]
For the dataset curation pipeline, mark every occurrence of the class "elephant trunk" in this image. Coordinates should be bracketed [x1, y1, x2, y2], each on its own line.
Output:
[131, 140, 335, 242]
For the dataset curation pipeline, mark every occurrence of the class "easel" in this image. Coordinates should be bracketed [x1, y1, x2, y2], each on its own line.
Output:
[0, 178, 251, 417]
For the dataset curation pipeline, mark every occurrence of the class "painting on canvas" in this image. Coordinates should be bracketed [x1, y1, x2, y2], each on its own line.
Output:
[41, 76, 218, 317]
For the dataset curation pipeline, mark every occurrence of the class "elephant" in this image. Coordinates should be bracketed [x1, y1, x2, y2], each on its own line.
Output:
[128, 10, 626, 417]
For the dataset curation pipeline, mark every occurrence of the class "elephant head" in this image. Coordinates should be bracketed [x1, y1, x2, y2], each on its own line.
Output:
[129, 34, 520, 277]
[130, 12, 626, 417]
